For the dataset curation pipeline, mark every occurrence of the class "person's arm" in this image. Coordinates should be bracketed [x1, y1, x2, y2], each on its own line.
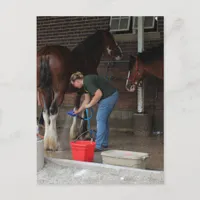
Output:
[86, 89, 102, 108]
[75, 93, 90, 113]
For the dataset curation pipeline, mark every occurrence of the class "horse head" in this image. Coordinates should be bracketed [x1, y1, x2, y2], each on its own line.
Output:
[125, 55, 144, 92]
[101, 27, 123, 60]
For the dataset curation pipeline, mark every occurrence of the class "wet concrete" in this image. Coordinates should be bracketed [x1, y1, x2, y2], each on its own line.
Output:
[42, 127, 164, 170]
[37, 107, 164, 171]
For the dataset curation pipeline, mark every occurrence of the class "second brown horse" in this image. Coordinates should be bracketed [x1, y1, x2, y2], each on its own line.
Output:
[125, 44, 163, 92]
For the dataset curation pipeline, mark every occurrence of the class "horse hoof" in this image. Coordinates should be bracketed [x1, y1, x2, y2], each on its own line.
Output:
[44, 136, 58, 151]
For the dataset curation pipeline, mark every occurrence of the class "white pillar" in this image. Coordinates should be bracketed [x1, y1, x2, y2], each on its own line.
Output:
[137, 17, 144, 113]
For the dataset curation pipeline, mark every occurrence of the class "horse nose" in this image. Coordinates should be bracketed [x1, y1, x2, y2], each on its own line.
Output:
[118, 50, 123, 58]
[115, 51, 123, 60]
[115, 56, 121, 61]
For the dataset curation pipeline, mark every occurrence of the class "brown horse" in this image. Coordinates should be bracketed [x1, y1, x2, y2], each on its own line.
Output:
[37, 45, 72, 151]
[37, 28, 123, 151]
[125, 44, 163, 92]
[69, 28, 123, 141]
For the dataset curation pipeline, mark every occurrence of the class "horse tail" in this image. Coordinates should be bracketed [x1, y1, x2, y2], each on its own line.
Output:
[39, 55, 52, 90]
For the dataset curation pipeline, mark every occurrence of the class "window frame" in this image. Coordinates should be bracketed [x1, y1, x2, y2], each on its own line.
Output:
[109, 16, 160, 42]
[109, 16, 131, 32]
[132, 16, 155, 30]
[110, 16, 156, 33]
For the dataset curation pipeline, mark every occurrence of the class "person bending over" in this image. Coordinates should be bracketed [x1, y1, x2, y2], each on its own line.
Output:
[70, 72, 119, 152]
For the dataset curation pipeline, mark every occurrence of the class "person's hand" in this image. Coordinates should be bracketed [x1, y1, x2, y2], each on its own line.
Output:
[73, 110, 79, 115]
[84, 104, 91, 109]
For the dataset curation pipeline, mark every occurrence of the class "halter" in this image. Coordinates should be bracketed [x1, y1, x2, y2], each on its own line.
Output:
[115, 42, 123, 56]
[128, 56, 139, 83]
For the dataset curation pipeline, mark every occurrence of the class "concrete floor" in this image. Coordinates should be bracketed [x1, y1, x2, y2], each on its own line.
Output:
[37, 125, 164, 185]
[37, 106, 164, 170]
[37, 106, 164, 186]
[43, 130, 164, 171]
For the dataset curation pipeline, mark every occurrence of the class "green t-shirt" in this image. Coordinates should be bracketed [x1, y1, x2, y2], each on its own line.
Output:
[77, 75, 117, 100]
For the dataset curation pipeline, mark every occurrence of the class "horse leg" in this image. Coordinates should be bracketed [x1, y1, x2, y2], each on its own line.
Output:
[76, 95, 88, 140]
[80, 110, 90, 140]
[69, 94, 89, 140]
[69, 94, 81, 140]
[37, 91, 44, 128]
[40, 94, 50, 150]
[69, 107, 85, 140]
[43, 109, 50, 150]
[44, 92, 60, 151]
[38, 109, 44, 127]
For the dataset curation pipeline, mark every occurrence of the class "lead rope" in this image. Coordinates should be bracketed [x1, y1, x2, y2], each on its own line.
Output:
[70, 108, 95, 143]
[85, 108, 93, 143]
[105, 61, 115, 80]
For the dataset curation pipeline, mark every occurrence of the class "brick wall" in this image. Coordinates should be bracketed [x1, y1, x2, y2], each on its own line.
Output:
[37, 16, 164, 131]
[157, 16, 164, 40]
[37, 17, 110, 50]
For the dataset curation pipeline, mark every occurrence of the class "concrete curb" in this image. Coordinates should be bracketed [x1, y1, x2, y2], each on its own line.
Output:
[44, 156, 164, 184]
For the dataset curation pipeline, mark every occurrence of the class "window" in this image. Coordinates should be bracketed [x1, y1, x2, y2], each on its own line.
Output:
[110, 16, 157, 34]
[133, 17, 155, 29]
[110, 16, 131, 32]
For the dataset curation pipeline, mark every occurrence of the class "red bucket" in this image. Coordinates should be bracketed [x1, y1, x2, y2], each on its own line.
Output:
[70, 141, 96, 162]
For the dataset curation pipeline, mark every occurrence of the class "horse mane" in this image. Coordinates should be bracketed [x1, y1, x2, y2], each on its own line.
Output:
[137, 43, 164, 64]
[72, 30, 104, 54]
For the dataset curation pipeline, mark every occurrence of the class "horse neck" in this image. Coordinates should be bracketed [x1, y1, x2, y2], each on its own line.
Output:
[91, 44, 104, 62]
[72, 38, 105, 73]
[88, 36, 105, 62]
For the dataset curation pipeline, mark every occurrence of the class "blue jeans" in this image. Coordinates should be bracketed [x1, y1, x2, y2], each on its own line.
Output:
[95, 91, 119, 150]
